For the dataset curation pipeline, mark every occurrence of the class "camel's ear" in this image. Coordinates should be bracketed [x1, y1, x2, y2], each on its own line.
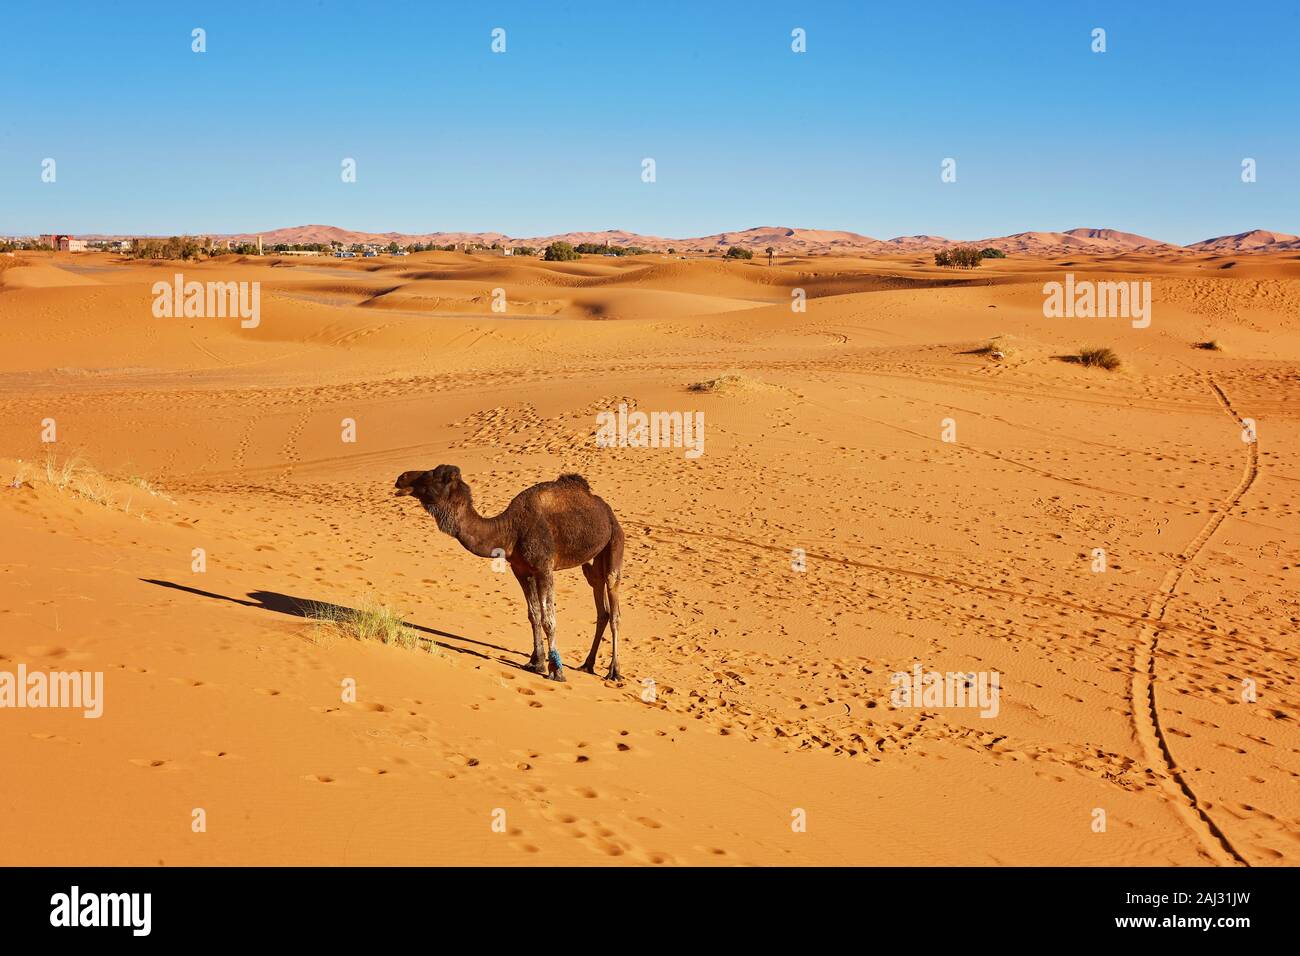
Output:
[430, 464, 462, 486]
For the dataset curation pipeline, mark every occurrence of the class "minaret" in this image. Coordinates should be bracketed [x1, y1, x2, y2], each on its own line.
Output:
[257, 235, 263, 255]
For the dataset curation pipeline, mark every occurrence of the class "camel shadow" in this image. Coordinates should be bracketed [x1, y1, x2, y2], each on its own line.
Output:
[139, 579, 524, 667]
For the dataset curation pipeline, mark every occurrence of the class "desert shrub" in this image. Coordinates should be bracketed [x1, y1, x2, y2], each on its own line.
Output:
[1075, 347, 1121, 370]
[543, 241, 580, 261]
[725, 246, 753, 259]
[979, 247, 1006, 259]
[304, 596, 429, 651]
[572, 243, 649, 256]
[936, 247, 983, 268]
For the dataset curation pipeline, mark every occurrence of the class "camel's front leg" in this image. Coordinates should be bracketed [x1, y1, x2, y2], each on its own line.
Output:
[538, 570, 565, 682]
[514, 571, 547, 675]
[604, 571, 623, 682]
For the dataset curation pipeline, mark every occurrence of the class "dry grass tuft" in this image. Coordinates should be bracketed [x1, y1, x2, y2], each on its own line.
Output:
[16, 452, 171, 514]
[303, 596, 433, 654]
[1064, 347, 1122, 371]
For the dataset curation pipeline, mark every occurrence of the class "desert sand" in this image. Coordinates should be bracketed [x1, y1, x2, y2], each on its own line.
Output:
[1, 247, 1297, 866]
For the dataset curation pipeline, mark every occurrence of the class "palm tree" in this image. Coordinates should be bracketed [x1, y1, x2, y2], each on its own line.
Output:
[766, 246, 775, 266]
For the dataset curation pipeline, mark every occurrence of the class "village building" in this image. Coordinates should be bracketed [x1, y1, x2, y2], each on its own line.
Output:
[40, 234, 88, 252]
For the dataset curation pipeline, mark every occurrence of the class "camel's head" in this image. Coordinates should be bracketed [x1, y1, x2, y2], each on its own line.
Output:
[393, 465, 470, 534]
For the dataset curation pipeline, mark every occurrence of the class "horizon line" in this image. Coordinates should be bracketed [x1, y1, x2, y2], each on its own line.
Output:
[8, 222, 1297, 248]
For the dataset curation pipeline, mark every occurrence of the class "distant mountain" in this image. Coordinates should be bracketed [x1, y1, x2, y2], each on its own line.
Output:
[885, 235, 952, 249]
[523, 226, 886, 254]
[967, 229, 1180, 256]
[64, 224, 1300, 256]
[1184, 229, 1300, 253]
[224, 224, 513, 248]
[1062, 228, 1174, 249]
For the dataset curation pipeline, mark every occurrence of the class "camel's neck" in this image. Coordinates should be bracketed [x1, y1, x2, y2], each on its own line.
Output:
[430, 492, 510, 559]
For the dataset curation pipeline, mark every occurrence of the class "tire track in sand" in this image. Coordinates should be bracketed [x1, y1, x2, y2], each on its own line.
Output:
[1130, 376, 1257, 866]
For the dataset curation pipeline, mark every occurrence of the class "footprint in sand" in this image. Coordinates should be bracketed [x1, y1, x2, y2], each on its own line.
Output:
[304, 774, 335, 784]
[130, 758, 177, 770]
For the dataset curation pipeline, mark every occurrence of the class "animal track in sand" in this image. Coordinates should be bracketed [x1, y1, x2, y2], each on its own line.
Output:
[1126, 375, 1257, 866]
[30, 732, 76, 745]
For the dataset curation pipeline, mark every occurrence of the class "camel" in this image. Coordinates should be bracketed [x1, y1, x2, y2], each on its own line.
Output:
[393, 466, 624, 682]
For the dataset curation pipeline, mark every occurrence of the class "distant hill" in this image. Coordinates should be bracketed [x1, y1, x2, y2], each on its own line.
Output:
[1183, 229, 1300, 253]
[68, 223, 1300, 256]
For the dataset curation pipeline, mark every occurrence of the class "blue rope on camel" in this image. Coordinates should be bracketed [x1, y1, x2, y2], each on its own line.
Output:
[547, 648, 563, 674]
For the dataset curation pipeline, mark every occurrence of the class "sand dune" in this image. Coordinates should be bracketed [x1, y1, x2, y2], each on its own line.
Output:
[1, 249, 1297, 866]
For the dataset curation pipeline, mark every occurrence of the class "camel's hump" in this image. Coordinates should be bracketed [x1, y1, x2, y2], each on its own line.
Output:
[556, 473, 591, 492]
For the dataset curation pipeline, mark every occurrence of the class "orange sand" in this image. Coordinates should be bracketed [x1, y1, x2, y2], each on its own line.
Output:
[1, 248, 1296, 865]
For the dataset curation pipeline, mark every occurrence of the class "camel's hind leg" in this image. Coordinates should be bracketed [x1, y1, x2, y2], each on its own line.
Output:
[580, 558, 609, 674]
[514, 570, 547, 675]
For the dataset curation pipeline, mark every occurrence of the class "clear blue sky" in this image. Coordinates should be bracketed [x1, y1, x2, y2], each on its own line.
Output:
[3, 1, 1296, 244]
